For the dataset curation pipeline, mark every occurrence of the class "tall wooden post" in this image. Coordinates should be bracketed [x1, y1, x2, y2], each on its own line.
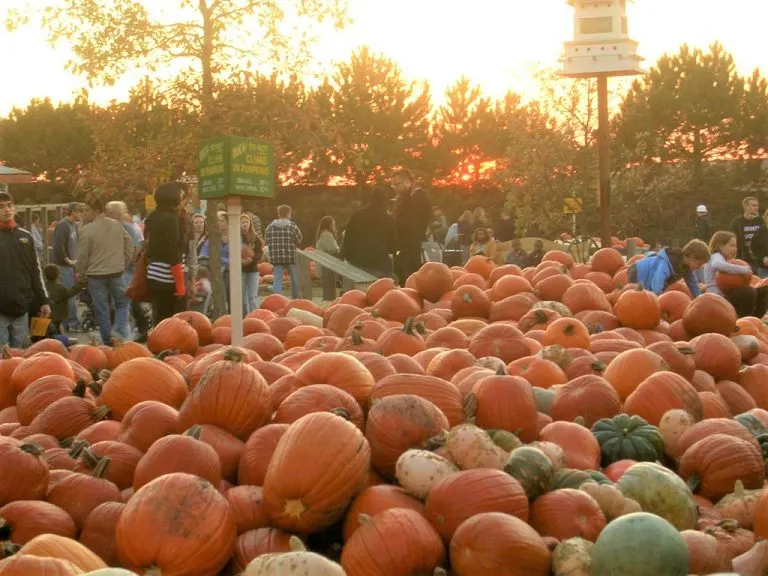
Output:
[227, 196, 243, 346]
[597, 75, 611, 248]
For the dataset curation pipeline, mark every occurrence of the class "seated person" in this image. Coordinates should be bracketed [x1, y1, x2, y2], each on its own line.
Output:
[505, 239, 530, 268]
[469, 228, 497, 260]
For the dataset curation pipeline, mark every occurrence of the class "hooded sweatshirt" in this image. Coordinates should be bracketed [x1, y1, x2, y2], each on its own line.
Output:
[265, 218, 303, 265]
[632, 248, 700, 297]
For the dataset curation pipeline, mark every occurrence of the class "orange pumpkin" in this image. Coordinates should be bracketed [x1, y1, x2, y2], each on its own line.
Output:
[624, 371, 703, 425]
[550, 374, 622, 426]
[0, 500, 76, 545]
[506, 357, 567, 389]
[294, 352, 376, 410]
[691, 333, 742, 382]
[78, 501, 124, 567]
[263, 412, 370, 532]
[46, 462, 122, 530]
[658, 290, 692, 323]
[538, 421, 601, 470]
[683, 292, 738, 337]
[603, 348, 668, 400]
[740, 364, 768, 410]
[614, 284, 661, 329]
[414, 262, 454, 303]
[10, 352, 74, 396]
[274, 384, 365, 430]
[530, 488, 606, 541]
[147, 316, 199, 356]
[343, 484, 425, 542]
[470, 374, 538, 442]
[561, 282, 612, 314]
[115, 400, 180, 453]
[543, 318, 591, 350]
[237, 424, 289, 487]
[376, 319, 426, 357]
[0, 555, 82, 575]
[468, 324, 530, 364]
[116, 472, 237, 576]
[675, 418, 760, 460]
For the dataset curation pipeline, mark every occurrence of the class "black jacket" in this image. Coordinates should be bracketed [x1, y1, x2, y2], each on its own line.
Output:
[144, 208, 183, 267]
[342, 204, 397, 275]
[394, 188, 430, 253]
[0, 226, 49, 318]
[730, 215, 768, 272]
[694, 215, 713, 243]
[52, 218, 75, 266]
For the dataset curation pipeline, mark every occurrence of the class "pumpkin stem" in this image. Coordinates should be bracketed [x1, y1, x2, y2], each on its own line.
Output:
[494, 364, 506, 376]
[573, 416, 586, 427]
[155, 350, 177, 361]
[0, 542, 20, 558]
[72, 380, 87, 398]
[434, 569, 449, 576]
[678, 346, 695, 355]
[463, 392, 478, 422]
[462, 292, 473, 304]
[97, 369, 111, 381]
[288, 535, 307, 552]
[636, 283, 645, 291]
[144, 568, 162, 576]
[89, 381, 104, 397]
[421, 430, 449, 451]
[0, 346, 11, 360]
[330, 408, 352, 421]
[80, 448, 100, 468]
[564, 323, 575, 336]
[0, 519, 9, 540]
[350, 330, 363, 346]
[68, 439, 90, 459]
[92, 456, 111, 479]
[402, 317, 416, 335]
[734, 479, 745, 497]
[591, 361, 606, 373]
[91, 405, 110, 422]
[222, 348, 244, 363]
[716, 519, 741, 533]
[19, 443, 45, 457]
[185, 425, 203, 440]
[358, 513, 371, 525]
[59, 437, 74, 448]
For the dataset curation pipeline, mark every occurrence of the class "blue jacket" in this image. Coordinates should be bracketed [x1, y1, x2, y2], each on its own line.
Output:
[633, 249, 700, 297]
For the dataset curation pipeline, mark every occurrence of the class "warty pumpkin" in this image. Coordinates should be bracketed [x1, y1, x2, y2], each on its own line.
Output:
[715, 480, 761, 529]
[262, 411, 370, 533]
[580, 482, 641, 520]
[678, 433, 765, 500]
[364, 394, 449, 479]
[530, 488, 606, 542]
[396, 449, 459, 499]
[443, 424, 507, 470]
[424, 469, 529, 543]
[449, 511, 552, 576]
[468, 373, 538, 442]
[244, 535, 344, 575]
[98, 357, 188, 420]
[116, 473, 237, 576]
[0, 501, 76, 545]
[341, 508, 446, 576]
[237, 424, 289, 487]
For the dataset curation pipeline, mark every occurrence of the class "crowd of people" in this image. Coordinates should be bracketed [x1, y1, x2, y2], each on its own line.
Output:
[3, 168, 768, 350]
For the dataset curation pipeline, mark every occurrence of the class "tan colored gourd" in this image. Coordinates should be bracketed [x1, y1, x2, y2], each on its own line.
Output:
[244, 536, 346, 575]
[715, 479, 761, 529]
[552, 537, 593, 576]
[580, 482, 641, 521]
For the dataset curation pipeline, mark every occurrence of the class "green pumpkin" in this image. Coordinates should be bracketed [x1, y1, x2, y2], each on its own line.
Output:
[756, 434, 768, 460]
[532, 387, 554, 415]
[615, 462, 697, 530]
[735, 412, 768, 437]
[504, 446, 555, 501]
[554, 468, 592, 489]
[585, 470, 613, 485]
[591, 512, 689, 575]
[486, 429, 522, 452]
[591, 414, 665, 466]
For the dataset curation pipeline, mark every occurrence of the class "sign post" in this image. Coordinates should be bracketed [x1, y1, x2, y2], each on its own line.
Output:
[198, 136, 275, 346]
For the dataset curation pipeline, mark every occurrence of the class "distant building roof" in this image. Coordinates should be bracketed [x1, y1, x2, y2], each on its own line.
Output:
[0, 165, 35, 184]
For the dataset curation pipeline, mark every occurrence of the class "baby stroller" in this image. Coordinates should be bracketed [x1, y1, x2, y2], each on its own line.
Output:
[77, 288, 99, 334]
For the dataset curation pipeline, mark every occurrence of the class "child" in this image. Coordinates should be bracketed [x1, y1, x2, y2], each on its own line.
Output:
[704, 231, 768, 318]
[629, 239, 710, 296]
[189, 267, 212, 315]
[41, 265, 81, 345]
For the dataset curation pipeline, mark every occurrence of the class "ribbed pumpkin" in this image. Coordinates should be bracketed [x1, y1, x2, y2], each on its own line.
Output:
[678, 434, 765, 500]
[0, 352, 23, 410]
[115, 400, 180, 453]
[530, 488, 606, 541]
[740, 364, 768, 410]
[691, 333, 742, 382]
[0, 554, 82, 575]
[614, 284, 662, 330]
[539, 420, 601, 471]
[681, 530, 732, 574]
[80, 441, 142, 490]
[469, 374, 538, 442]
[449, 511, 552, 576]
[675, 418, 759, 459]
[365, 394, 449, 479]
[225, 485, 268, 535]
[0, 443, 49, 505]
[104, 339, 152, 370]
[263, 412, 370, 533]
[342, 485, 424, 542]
[147, 316, 199, 356]
[413, 262, 454, 302]
[603, 348, 668, 401]
[194, 425, 243, 482]
[646, 341, 695, 381]
[615, 462, 696, 530]
[237, 424, 289, 487]
[371, 373, 463, 427]
[229, 527, 293, 574]
[99, 357, 188, 420]
[468, 324, 530, 364]
[274, 385, 365, 431]
[550, 375, 622, 427]
[178, 354, 269, 441]
[424, 469, 529, 543]
[46, 459, 122, 530]
[683, 292, 738, 337]
[0, 501, 76, 545]
[503, 447, 556, 501]
[341, 508, 446, 576]
[78, 501, 124, 567]
[543, 318, 591, 350]
[591, 414, 665, 466]
[132, 426, 221, 491]
[561, 282, 612, 314]
[294, 352, 375, 410]
[10, 352, 74, 396]
[15, 377, 88, 426]
[69, 345, 107, 377]
[19, 533, 107, 572]
[624, 371, 702, 425]
[174, 310, 214, 346]
[116, 473, 237, 576]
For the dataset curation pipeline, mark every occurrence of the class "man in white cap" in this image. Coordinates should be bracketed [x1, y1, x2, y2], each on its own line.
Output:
[695, 204, 713, 243]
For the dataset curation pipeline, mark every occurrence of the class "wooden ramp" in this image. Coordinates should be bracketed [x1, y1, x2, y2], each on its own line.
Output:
[296, 249, 379, 301]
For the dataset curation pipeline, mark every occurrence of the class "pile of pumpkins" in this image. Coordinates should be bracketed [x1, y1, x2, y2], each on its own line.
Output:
[1, 247, 768, 575]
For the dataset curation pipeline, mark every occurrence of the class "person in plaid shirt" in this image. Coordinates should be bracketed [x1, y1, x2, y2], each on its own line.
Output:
[266, 205, 303, 298]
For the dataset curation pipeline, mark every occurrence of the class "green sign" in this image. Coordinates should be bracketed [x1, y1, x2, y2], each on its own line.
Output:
[198, 136, 275, 199]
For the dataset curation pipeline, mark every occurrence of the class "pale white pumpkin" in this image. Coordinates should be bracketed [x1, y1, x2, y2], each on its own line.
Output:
[395, 449, 459, 499]
[245, 536, 346, 575]
[444, 423, 505, 470]
[553, 537, 593, 576]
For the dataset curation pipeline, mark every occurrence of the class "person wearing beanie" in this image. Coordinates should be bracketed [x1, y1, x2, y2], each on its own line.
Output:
[0, 191, 50, 347]
[143, 182, 187, 324]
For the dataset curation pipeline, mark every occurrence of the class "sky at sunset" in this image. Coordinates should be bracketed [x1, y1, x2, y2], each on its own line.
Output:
[1, 0, 767, 115]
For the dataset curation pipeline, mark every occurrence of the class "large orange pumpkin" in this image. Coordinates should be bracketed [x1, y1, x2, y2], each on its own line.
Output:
[341, 508, 446, 576]
[147, 317, 199, 356]
[78, 501, 124, 567]
[646, 341, 695, 382]
[263, 412, 370, 533]
[624, 371, 703, 425]
[469, 374, 538, 442]
[450, 512, 552, 576]
[740, 364, 768, 410]
[530, 488, 606, 541]
[591, 248, 625, 276]
[178, 355, 270, 441]
[294, 352, 375, 410]
[603, 348, 668, 400]
[0, 500, 76, 545]
[539, 421, 601, 470]
[542, 318, 591, 350]
[10, 352, 74, 396]
[550, 374, 622, 426]
[414, 262, 454, 303]
[691, 333, 742, 382]
[561, 282, 612, 314]
[424, 469, 529, 543]
[115, 400, 180, 453]
[683, 293, 738, 337]
[468, 324, 530, 364]
[116, 472, 237, 576]
[716, 259, 752, 292]
[372, 373, 463, 427]
[614, 284, 661, 330]
[274, 384, 365, 430]
[343, 484, 425, 542]
[99, 357, 188, 420]
[237, 424, 289, 487]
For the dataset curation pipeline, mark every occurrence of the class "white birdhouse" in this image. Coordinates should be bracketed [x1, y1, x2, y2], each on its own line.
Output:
[561, 0, 643, 77]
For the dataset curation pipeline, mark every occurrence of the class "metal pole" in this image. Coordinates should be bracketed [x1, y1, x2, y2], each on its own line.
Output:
[597, 74, 611, 248]
[227, 196, 243, 346]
